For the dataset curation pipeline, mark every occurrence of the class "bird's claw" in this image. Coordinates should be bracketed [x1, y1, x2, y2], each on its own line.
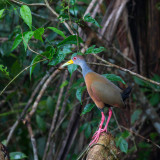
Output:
[89, 128, 107, 146]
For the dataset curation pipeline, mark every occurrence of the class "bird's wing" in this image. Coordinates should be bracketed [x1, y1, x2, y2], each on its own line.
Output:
[91, 81, 124, 107]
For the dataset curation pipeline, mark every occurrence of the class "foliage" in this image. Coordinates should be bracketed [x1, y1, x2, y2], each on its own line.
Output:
[0, 0, 159, 159]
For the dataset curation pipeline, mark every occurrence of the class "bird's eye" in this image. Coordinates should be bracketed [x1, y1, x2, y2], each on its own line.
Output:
[73, 57, 77, 60]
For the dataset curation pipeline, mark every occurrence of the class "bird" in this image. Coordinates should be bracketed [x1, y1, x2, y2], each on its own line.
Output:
[61, 55, 131, 146]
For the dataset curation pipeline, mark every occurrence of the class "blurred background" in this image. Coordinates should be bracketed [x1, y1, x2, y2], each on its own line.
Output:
[0, 0, 160, 160]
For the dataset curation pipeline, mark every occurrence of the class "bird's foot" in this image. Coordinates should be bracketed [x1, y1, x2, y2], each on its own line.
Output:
[89, 128, 104, 146]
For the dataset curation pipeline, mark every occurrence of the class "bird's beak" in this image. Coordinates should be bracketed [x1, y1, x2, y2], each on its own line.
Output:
[61, 59, 74, 68]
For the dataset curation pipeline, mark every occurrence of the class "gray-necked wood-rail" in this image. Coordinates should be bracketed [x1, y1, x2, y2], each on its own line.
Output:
[62, 55, 131, 145]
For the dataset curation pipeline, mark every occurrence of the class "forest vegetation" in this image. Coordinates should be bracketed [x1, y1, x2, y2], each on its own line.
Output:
[0, 0, 160, 160]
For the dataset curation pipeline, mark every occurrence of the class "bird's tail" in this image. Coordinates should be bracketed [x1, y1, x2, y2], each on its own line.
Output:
[121, 86, 132, 101]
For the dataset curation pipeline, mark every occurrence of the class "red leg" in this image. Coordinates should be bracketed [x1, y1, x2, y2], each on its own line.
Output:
[89, 111, 105, 146]
[102, 108, 112, 132]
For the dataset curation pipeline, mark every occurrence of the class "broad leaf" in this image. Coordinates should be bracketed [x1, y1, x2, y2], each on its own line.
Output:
[20, 5, 32, 30]
[85, 45, 105, 54]
[81, 103, 95, 115]
[36, 115, 46, 131]
[149, 93, 160, 106]
[103, 74, 126, 84]
[0, 9, 5, 18]
[57, 35, 83, 46]
[23, 31, 34, 51]
[76, 86, 86, 103]
[133, 76, 147, 86]
[10, 152, 27, 160]
[119, 138, 128, 153]
[11, 34, 22, 51]
[46, 96, 55, 114]
[48, 27, 66, 38]
[116, 137, 128, 153]
[34, 28, 44, 42]
[84, 13, 101, 28]
[131, 109, 142, 124]
[68, 64, 77, 75]
[85, 124, 91, 138]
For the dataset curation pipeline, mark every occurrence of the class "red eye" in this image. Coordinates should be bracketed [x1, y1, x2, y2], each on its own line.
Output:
[73, 57, 77, 60]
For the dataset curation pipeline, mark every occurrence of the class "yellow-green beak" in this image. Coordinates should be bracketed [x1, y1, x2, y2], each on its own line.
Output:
[61, 59, 74, 68]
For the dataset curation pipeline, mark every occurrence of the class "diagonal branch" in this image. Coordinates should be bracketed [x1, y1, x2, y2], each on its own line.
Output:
[92, 54, 160, 86]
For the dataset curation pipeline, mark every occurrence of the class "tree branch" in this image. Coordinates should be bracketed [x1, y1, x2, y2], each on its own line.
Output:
[92, 54, 160, 86]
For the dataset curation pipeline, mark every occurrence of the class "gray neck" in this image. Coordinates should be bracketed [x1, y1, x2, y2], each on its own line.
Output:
[79, 61, 92, 78]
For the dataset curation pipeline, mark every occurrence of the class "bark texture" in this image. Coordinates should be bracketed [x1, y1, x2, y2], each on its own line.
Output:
[86, 133, 120, 160]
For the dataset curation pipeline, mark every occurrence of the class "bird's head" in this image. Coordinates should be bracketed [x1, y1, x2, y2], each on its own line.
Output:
[61, 55, 85, 67]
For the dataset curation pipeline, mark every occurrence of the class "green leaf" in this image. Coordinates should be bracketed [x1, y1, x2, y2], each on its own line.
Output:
[46, 96, 54, 114]
[85, 45, 105, 54]
[1, 139, 7, 146]
[30, 52, 49, 78]
[20, 5, 32, 30]
[70, 0, 76, 5]
[102, 74, 126, 84]
[60, 80, 69, 88]
[76, 86, 86, 103]
[85, 124, 91, 138]
[0, 64, 9, 76]
[131, 109, 142, 124]
[10, 152, 27, 160]
[84, 13, 101, 28]
[11, 34, 22, 51]
[57, 35, 83, 46]
[121, 131, 130, 138]
[68, 64, 77, 75]
[138, 142, 151, 148]
[116, 137, 128, 153]
[81, 103, 95, 115]
[36, 115, 46, 131]
[48, 27, 66, 38]
[150, 132, 158, 141]
[34, 28, 44, 42]
[49, 47, 72, 65]
[149, 93, 160, 106]
[133, 76, 147, 86]
[23, 31, 34, 51]
[119, 138, 128, 153]
[0, 9, 5, 18]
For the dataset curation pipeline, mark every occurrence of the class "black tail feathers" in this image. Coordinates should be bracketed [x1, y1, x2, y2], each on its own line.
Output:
[121, 86, 132, 101]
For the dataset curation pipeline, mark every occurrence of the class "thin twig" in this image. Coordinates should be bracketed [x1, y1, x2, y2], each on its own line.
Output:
[44, 0, 74, 35]
[111, 108, 122, 132]
[23, 68, 61, 124]
[42, 70, 68, 160]
[10, 0, 46, 6]
[27, 123, 39, 160]
[92, 54, 160, 86]
[0, 58, 47, 96]
[6, 68, 54, 145]
[83, 0, 97, 18]
[120, 125, 160, 149]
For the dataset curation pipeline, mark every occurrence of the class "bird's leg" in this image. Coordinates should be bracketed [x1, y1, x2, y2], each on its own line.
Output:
[89, 111, 105, 146]
[102, 108, 112, 132]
